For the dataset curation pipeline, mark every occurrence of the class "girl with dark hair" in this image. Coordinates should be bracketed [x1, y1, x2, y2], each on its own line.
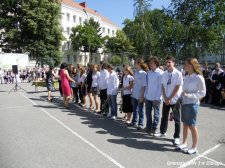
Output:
[60, 63, 75, 109]
[78, 67, 87, 107]
[46, 66, 57, 101]
[121, 66, 134, 124]
[91, 64, 101, 112]
[176, 57, 206, 154]
[85, 63, 94, 109]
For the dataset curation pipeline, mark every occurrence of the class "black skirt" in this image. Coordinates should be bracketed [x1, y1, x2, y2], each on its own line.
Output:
[122, 94, 133, 113]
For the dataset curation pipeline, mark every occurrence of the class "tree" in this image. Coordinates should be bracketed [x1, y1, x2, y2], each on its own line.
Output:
[104, 30, 134, 64]
[166, 0, 225, 59]
[70, 18, 103, 63]
[0, 0, 64, 66]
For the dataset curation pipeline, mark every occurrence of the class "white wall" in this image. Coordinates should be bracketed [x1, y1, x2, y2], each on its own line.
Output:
[0, 53, 29, 70]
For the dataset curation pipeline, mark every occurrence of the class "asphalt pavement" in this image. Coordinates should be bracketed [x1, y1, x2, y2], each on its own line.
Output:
[0, 83, 225, 168]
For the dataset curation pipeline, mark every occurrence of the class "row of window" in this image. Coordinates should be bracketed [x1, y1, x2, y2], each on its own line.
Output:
[63, 26, 115, 36]
[64, 13, 115, 36]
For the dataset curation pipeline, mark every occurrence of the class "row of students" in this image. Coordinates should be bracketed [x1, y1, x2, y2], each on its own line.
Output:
[58, 56, 206, 155]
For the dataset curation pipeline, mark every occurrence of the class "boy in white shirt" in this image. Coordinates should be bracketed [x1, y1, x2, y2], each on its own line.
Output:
[107, 64, 119, 120]
[145, 57, 164, 135]
[154, 56, 183, 146]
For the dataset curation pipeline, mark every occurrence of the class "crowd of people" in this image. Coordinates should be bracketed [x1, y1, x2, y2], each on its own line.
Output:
[0, 67, 51, 84]
[44, 56, 225, 155]
[1, 56, 224, 155]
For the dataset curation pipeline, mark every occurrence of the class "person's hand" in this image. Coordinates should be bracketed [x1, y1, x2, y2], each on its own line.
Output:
[182, 91, 188, 97]
[139, 97, 144, 103]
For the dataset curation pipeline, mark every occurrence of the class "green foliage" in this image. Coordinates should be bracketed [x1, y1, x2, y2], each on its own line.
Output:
[109, 55, 129, 66]
[123, 0, 225, 60]
[0, 0, 63, 66]
[70, 18, 103, 62]
[104, 30, 133, 54]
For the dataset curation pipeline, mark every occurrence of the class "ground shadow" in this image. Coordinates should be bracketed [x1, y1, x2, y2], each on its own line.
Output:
[28, 94, 176, 152]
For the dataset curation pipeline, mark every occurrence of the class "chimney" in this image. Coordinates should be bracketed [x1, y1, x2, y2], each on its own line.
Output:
[79, 2, 87, 8]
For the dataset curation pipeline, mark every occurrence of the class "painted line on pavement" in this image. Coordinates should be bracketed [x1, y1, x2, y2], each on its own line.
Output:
[19, 92, 125, 168]
[178, 144, 221, 168]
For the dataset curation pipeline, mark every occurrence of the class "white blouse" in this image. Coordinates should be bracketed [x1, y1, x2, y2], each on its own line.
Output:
[92, 71, 100, 87]
[182, 73, 206, 105]
[123, 75, 134, 95]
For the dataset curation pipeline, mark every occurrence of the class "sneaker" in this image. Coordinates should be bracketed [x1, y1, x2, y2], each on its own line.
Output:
[137, 125, 144, 130]
[175, 144, 187, 151]
[186, 148, 198, 154]
[149, 129, 157, 136]
[173, 138, 180, 146]
[110, 116, 116, 120]
[143, 127, 151, 133]
[127, 122, 138, 128]
[154, 133, 166, 138]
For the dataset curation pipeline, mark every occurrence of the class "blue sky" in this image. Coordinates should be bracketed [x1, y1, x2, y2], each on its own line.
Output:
[76, 0, 171, 27]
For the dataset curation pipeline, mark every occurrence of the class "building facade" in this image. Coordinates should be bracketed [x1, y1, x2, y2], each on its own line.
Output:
[61, 0, 120, 65]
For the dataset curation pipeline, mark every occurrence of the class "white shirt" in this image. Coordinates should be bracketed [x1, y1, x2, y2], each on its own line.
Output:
[99, 69, 109, 90]
[211, 68, 223, 78]
[92, 71, 100, 87]
[107, 71, 119, 95]
[123, 75, 134, 95]
[161, 68, 183, 104]
[145, 68, 164, 101]
[78, 74, 86, 84]
[182, 73, 206, 105]
[131, 69, 147, 99]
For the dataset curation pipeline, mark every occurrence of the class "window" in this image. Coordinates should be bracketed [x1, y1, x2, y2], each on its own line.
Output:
[66, 13, 70, 22]
[79, 17, 82, 25]
[73, 15, 76, 23]
[107, 29, 110, 35]
[112, 30, 115, 36]
[66, 27, 70, 35]
[102, 27, 105, 33]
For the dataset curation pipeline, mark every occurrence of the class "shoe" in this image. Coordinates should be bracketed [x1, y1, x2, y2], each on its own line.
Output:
[185, 148, 198, 154]
[149, 129, 157, 136]
[110, 116, 116, 120]
[173, 138, 180, 146]
[125, 121, 131, 125]
[154, 133, 166, 138]
[143, 127, 151, 133]
[137, 125, 144, 130]
[127, 122, 137, 127]
[175, 144, 187, 151]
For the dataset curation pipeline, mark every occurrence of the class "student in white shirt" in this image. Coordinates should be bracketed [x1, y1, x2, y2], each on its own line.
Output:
[154, 56, 183, 146]
[78, 67, 87, 107]
[121, 66, 134, 124]
[176, 57, 206, 154]
[130, 58, 148, 130]
[91, 64, 101, 112]
[145, 56, 163, 135]
[107, 64, 119, 120]
[99, 62, 109, 114]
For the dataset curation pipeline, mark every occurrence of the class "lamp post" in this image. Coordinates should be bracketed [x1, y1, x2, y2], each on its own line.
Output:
[222, 34, 225, 64]
[83, 9, 90, 64]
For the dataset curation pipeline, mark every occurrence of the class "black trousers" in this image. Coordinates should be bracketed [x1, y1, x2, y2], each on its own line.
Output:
[58, 81, 63, 97]
[78, 85, 83, 104]
[72, 87, 79, 103]
[100, 89, 108, 112]
[160, 102, 181, 138]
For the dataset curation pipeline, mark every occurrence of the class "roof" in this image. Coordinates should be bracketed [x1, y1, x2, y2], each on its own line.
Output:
[61, 0, 119, 28]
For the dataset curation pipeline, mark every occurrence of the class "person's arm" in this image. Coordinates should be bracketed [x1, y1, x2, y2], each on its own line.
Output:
[65, 70, 75, 83]
[183, 76, 206, 99]
[140, 73, 147, 103]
